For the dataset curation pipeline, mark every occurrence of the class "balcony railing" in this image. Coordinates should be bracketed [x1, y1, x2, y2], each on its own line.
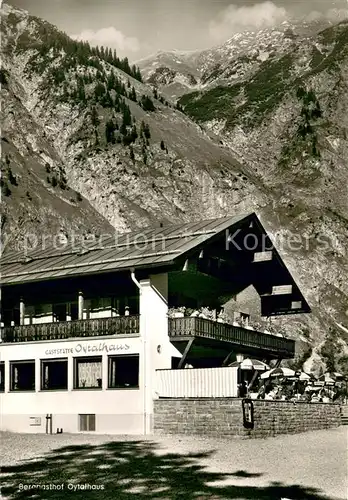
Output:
[1, 315, 294, 357]
[168, 317, 295, 357]
[1, 315, 140, 343]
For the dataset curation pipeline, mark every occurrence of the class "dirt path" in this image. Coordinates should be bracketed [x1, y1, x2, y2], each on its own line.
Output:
[1, 427, 346, 499]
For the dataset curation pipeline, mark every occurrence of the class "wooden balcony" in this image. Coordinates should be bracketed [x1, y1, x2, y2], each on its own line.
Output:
[168, 317, 295, 358]
[1, 316, 294, 358]
[1, 315, 140, 343]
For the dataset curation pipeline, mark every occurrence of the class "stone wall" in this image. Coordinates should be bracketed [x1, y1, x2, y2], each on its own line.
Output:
[154, 398, 341, 438]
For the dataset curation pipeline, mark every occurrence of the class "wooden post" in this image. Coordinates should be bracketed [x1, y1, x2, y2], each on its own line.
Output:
[78, 291, 84, 320]
[222, 352, 233, 366]
[178, 338, 195, 369]
[19, 297, 25, 326]
[124, 297, 129, 316]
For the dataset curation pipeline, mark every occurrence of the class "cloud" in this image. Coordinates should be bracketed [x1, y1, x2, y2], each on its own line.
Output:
[209, 1, 288, 43]
[208, 2, 348, 45]
[72, 27, 140, 54]
[305, 7, 348, 23]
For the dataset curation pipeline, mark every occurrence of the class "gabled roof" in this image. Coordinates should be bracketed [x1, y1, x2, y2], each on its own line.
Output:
[0, 214, 247, 285]
[0, 212, 311, 316]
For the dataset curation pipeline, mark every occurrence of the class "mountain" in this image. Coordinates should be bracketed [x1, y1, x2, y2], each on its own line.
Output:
[137, 20, 340, 99]
[1, 3, 260, 239]
[136, 50, 201, 98]
[1, 3, 347, 375]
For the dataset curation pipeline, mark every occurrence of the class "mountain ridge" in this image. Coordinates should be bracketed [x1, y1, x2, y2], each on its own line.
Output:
[137, 18, 347, 98]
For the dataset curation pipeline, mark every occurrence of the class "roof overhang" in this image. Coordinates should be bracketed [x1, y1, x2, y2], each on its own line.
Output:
[0, 213, 311, 316]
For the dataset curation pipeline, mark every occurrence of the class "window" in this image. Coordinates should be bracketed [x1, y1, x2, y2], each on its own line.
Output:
[12, 309, 20, 326]
[0, 362, 4, 392]
[74, 357, 102, 389]
[70, 303, 78, 321]
[79, 414, 96, 431]
[90, 297, 111, 312]
[2, 309, 13, 326]
[108, 355, 139, 389]
[291, 301, 302, 310]
[53, 304, 67, 322]
[10, 360, 35, 391]
[127, 295, 139, 315]
[41, 358, 68, 390]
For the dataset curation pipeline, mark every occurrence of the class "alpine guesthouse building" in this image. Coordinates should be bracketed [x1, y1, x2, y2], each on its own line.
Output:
[0, 213, 310, 434]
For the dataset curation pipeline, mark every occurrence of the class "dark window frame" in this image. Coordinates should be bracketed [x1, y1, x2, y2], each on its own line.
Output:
[0, 362, 4, 392]
[79, 414, 96, 431]
[73, 356, 102, 390]
[41, 358, 68, 391]
[10, 359, 35, 392]
[108, 354, 139, 389]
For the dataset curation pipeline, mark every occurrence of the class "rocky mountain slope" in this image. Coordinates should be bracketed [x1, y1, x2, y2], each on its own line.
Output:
[1, 67, 114, 252]
[1, 3, 347, 375]
[137, 19, 339, 99]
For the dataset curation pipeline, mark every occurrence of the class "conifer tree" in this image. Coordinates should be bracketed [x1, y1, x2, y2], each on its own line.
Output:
[129, 146, 135, 162]
[142, 145, 147, 165]
[107, 71, 116, 91]
[123, 134, 133, 146]
[123, 57, 130, 74]
[135, 67, 142, 82]
[114, 95, 121, 112]
[130, 124, 138, 142]
[121, 103, 132, 127]
[140, 95, 155, 112]
[91, 105, 99, 128]
[105, 119, 116, 144]
[7, 167, 17, 186]
[77, 77, 86, 103]
[95, 81, 105, 101]
[101, 90, 113, 108]
[120, 123, 127, 135]
[129, 86, 137, 102]
[144, 123, 151, 139]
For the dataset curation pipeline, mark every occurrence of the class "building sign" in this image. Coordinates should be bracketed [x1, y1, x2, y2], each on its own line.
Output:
[44, 341, 131, 356]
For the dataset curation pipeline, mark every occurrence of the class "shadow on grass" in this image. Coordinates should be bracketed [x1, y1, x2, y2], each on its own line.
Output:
[0, 440, 336, 499]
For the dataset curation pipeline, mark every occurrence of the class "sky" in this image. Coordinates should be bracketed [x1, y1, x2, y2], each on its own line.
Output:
[7, 0, 348, 60]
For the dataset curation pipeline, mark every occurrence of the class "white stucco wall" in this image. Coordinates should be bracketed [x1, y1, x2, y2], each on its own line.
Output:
[139, 273, 172, 434]
[0, 336, 144, 434]
[0, 272, 174, 435]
